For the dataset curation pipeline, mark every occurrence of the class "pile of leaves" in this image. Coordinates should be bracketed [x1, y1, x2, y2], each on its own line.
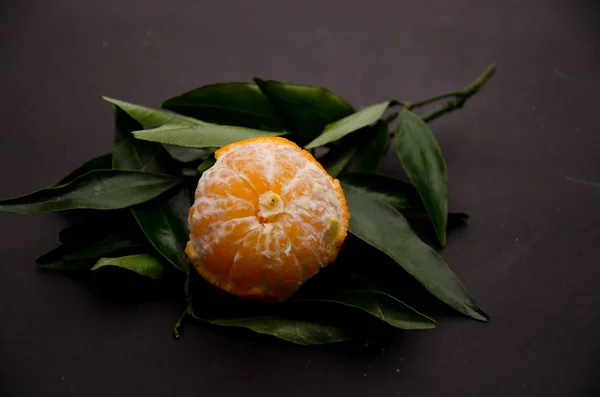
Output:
[0, 65, 496, 345]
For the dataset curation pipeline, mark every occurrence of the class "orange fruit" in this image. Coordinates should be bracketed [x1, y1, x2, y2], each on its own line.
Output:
[185, 136, 350, 302]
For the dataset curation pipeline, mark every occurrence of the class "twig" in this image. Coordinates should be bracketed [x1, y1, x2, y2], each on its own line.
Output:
[420, 64, 497, 122]
[384, 64, 497, 127]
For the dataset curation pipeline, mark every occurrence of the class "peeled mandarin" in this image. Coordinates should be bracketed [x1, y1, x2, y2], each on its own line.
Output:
[185, 136, 350, 302]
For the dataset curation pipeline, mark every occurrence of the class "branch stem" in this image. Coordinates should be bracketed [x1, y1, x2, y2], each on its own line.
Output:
[420, 64, 497, 122]
[385, 64, 497, 128]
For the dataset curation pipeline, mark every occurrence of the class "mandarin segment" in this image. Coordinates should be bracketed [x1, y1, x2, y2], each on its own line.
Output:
[186, 136, 350, 302]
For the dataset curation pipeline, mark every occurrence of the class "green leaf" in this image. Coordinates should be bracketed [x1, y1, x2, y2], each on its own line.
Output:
[343, 184, 488, 322]
[197, 154, 216, 173]
[55, 153, 112, 186]
[132, 124, 282, 149]
[210, 316, 350, 345]
[102, 96, 204, 129]
[63, 233, 142, 261]
[318, 141, 359, 178]
[132, 187, 191, 273]
[346, 121, 390, 173]
[111, 105, 192, 274]
[305, 101, 389, 149]
[253, 78, 355, 138]
[339, 173, 422, 210]
[0, 170, 182, 215]
[339, 173, 468, 226]
[91, 254, 165, 280]
[297, 290, 435, 330]
[111, 104, 179, 174]
[395, 108, 448, 247]
[38, 225, 143, 270]
[103, 96, 283, 149]
[162, 145, 214, 163]
[162, 82, 286, 131]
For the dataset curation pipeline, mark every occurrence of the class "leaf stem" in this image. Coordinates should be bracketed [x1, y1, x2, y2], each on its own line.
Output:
[173, 299, 194, 339]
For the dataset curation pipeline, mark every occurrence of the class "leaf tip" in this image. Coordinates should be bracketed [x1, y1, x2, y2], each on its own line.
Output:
[470, 307, 490, 322]
[252, 77, 267, 86]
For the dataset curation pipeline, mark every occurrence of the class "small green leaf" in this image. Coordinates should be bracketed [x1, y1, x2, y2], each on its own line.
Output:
[343, 184, 488, 322]
[102, 96, 204, 129]
[197, 154, 216, 173]
[132, 187, 191, 273]
[111, 105, 178, 174]
[339, 173, 422, 210]
[395, 108, 448, 247]
[210, 316, 350, 345]
[297, 290, 435, 330]
[346, 121, 390, 173]
[111, 105, 192, 274]
[0, 170, 182, 215]
[162, 144, 214, 163]
[103, 96, 283, 149]
[318, 141, 359, 178]
[305, 101, 390, 149]
[132, 123, 283, 149]
[91, 254, 165, 280]
[64, 233, 142, 261]
[339, 173, 468, 225]
[253, 78, 355, 139]
[55, 153, 112, 186]
[162, 82, 286, 131]
[38, 224, 143, 270]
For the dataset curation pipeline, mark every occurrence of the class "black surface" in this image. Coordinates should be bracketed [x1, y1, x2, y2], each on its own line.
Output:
[1, 1, 600, 396]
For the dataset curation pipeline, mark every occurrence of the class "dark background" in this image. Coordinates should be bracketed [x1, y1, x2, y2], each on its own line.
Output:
[1, 1, 599, 396]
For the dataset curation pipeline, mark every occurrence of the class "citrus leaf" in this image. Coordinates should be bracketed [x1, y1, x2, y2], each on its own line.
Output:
[346, 121, 390, 173]
[162, 144, 214, 163]
[343, 184, 488, 322]
[37, 240, 142, 270]
[162, 82, 286, 131]
[210, 316, 350, 345]
[339, 173, 422, 210]
[111, 105, 179, 174]
[253, 78, 355, 139]
[197, 154, 216, 173]
[111, 105, 192, 274]
[318, 141, 359, 178]
[103, 96, 283, 149]
[0, 170, 182, 215]
[64, 233, 142, 261]
[131, 187, 191, 273]
[339, 173, 468, 226]
[395, 108, 448, 247]
[132, 124, 283, 149]
[102, 96, 205, 129]
[55, 153, 112, 186]
[305, 101, 390, 149]
[37, 257, 94, 271]
[91, 254, 165, 280]
[38, 223, 144, 271]
[297, 290, 435, 330]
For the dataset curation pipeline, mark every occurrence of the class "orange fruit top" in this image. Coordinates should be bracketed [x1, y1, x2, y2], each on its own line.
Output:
[185, 136, 350, 302]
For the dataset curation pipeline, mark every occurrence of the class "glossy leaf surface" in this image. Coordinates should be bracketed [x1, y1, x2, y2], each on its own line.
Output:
[395, 108, 448, 247]
[305, 101, 389, 149]
[0, 170, 181, 215]
[91, 254, 165, 280]
[343, 184, 488, 321]
[162, 82, 286, 130]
